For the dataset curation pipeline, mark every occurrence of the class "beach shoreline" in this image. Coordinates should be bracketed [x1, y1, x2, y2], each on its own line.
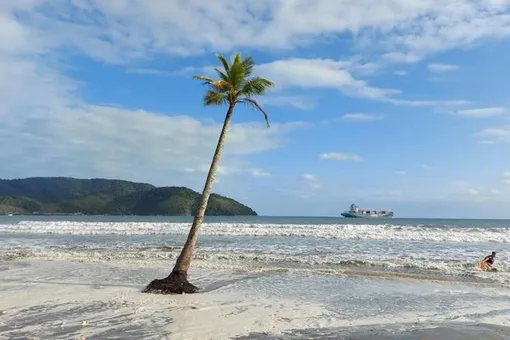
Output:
[1, 259, 510, 339]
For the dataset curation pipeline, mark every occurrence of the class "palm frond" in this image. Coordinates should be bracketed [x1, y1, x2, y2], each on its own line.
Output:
[216, 53, 230, 73]
[204, 90, 229, 106]
[210, 80, 232, 92]
[192, 75, 214, 85]
[231, 52, 242, 66]
[242, 56, 255, 77]
[239, 77, 275, 97]
[228, 55, 246, 90]
[237, 98, 270, 127]
[214, 68, 229, 82]
[194, 53, 274, 113]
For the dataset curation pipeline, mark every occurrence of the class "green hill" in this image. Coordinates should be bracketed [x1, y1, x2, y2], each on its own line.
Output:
[0, 177, 155, 202]
[104, 187, 256, 216]
[0, 177, 257, 216]
[0, 196, 41, 214]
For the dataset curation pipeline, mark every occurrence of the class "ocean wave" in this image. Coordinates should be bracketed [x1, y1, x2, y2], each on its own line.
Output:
[1, 221, 509, 243]
[2, 248, 509, 286]
[1, 247, 507, 273]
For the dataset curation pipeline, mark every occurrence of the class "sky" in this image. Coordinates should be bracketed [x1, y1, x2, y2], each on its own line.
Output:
[2, 0, 510, 218]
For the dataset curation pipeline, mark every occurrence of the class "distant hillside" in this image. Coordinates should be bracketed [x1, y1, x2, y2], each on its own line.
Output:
[0, 177, 155, 202]
[0, 177, 257, 216]
[104, 187, 256, 216]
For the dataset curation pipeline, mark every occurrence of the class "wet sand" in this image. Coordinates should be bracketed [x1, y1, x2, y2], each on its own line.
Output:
[235, 323, 510, 339]
[1, 259, 509, 339]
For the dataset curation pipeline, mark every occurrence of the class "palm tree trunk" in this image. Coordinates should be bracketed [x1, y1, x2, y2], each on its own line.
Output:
[172, 104, 235, 273]
[143, 104, 235, 294]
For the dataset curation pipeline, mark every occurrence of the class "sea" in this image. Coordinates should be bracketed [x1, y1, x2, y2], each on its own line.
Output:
[1, 215, 509, 285]
[2, 215, 510, 338]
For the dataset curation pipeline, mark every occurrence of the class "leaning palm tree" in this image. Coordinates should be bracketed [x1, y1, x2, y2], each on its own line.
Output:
[143, 52, 275, 294]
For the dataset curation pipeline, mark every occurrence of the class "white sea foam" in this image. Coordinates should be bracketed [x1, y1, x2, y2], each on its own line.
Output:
[2, 220, 509, 288]
[2, 221, 509, 243]
[2, 247, 509, 286]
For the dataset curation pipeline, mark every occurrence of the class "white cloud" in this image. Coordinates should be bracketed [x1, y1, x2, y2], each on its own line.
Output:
[125, 68, 194, 77]
[251, 169, 271, 177]
[452, 180, 470, 187]
[5, 0, 486, 109]
[393, 170, 407, 176]
[475, 126, 510, 142]
[446, 178, 508, 203]
[320, 152, 364, 162]
[260, 95, 316, 110]
[348, 61, 381, 76]
[421, 164, 431, 169]
[427, 63, 460, 72]
[300, 173, 322, 190]
[1, 103, 303, 181]
[301, 174, 317, 182]
[502, 172, 510, 184]
[455, 107, 508, 118]
[190, 58, 471, 107]
[466, 188, 480, 196]
[382, 98, 471, 107]
[0, 35, 304, 184]
[342, 113, 383, 122]
[477, 127, 510, 136]
[446, 180, 503, 202]
[0, 4, 311, 184]
[3, 1, 510, 67]
[394, 70, 408, 76]
[382, 52, 421, 64]
[256, 58, 401, 101]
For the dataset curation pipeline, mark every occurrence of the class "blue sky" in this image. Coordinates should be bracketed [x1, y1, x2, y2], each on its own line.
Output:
[2, 0, 510, 218]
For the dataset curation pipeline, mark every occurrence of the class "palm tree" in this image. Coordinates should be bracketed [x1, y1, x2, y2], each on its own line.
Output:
[143, 52, 275, 294]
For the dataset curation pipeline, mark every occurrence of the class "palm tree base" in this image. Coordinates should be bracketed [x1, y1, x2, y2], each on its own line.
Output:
[142, 270, 199, 294]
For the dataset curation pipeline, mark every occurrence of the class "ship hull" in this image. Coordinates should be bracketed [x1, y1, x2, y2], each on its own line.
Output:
[341, 212, 394, 218]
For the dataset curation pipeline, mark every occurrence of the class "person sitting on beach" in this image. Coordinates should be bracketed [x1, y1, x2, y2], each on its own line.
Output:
[479, 251, 496, 271]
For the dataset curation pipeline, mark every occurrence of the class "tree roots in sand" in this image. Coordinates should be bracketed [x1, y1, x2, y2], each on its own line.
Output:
[142, 270, 199, 294]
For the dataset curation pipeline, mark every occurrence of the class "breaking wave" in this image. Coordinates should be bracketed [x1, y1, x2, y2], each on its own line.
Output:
[1, 220, 509, 243]
[1, 247, 509, 286]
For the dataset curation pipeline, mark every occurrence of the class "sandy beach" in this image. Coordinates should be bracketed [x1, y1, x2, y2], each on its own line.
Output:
[1, 258, 510, 339]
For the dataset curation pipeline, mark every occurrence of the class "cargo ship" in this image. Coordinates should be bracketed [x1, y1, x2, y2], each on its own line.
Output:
[341, 203, 394, 218]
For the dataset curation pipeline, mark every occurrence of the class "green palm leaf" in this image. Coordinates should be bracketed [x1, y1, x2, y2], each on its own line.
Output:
[227, 56, 246, 90]
[204, 90, 229, 106]
[214, 68, 229, 83]
[216, 53, 230, 73]
[240, 77, 275, 97]
[193, 52, 273, 126]
[242, 56, 255, 77]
